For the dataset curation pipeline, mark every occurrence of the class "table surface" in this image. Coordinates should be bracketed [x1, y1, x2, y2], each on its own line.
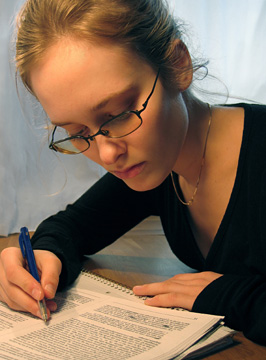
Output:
[1, 230, 266, 360]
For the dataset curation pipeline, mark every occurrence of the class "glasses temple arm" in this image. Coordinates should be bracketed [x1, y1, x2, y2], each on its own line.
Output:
[140, 69, 160, 111]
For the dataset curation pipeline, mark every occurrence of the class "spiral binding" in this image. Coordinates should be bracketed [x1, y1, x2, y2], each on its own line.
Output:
[81, 269, 186, 309]
[81, 269, 135, 296]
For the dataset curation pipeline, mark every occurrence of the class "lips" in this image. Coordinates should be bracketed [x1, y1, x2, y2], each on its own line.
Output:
[112, 162, 146, 180]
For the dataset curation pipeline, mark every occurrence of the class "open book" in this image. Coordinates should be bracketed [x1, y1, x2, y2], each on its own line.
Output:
[0, 271, 234, 360]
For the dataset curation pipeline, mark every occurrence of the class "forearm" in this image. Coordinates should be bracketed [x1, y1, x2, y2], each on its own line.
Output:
[192, 274, 266, 345]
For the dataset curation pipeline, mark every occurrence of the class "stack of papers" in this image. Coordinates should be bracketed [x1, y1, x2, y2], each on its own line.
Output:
[0, 271, 235, 359]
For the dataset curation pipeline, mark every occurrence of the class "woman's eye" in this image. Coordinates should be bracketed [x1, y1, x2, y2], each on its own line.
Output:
[107, 100, 136, 120]
[68, 126, 90, 137]
[118, 112, 132, 121]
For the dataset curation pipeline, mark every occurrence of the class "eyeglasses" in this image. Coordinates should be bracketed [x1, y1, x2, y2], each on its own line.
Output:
[49, 70, 160, 155]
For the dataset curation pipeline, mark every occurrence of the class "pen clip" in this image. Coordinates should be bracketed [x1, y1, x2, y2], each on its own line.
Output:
[19, 227, 40, 282]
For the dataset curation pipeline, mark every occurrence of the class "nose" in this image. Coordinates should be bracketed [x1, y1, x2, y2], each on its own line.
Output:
[94, 136, 126, 165]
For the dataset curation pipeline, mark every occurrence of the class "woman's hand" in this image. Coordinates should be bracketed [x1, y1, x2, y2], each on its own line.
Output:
[0, 247, 62, 320]
[133, 271, 222, 310]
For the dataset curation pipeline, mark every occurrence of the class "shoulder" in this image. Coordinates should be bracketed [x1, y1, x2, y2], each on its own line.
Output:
[226, 103, 266, 151]
[226, 102, 266, 117]
[235, 103, 266, 190]
[233, 102, 266, 127]
[243, 103, 266, 146]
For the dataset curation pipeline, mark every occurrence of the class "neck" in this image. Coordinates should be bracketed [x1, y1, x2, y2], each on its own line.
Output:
[172, 96, 211, 186]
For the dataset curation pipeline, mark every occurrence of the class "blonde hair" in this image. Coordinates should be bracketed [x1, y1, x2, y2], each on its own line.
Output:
[16, 0, 206, 94]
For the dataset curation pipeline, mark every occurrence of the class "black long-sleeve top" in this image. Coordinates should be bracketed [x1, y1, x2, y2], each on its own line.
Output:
[31, 103, 266, 345]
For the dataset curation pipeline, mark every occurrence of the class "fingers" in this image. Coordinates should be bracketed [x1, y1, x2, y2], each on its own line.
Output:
[0, 248, 45, 318]
[133, 281, 199, 310]
[133, 272, 223, 310]
[46, 299, 58, 312]
[144, 292, 195, 310]
[35, 250, 62, 299]
[0, 247, 62, 319]
[133, 275, 200, 297]
[133, 280, 202, 310]
[134, 281, 173, 296]
[133, 272, 222, 296]
[1, 247, 44, 300]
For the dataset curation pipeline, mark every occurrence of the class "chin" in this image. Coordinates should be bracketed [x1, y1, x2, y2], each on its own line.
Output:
[123, 174, 166, 192]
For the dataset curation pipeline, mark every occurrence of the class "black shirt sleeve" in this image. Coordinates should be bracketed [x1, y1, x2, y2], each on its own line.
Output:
[192, 274, 266, 345]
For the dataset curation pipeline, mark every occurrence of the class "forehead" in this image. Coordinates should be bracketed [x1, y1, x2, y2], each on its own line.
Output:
[29, 38, 153, 122]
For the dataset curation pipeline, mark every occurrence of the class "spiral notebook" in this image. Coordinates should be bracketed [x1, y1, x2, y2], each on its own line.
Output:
[73, 270, 235, 360]
[0, 269, 235, 360]
[74, 269, 145, 301]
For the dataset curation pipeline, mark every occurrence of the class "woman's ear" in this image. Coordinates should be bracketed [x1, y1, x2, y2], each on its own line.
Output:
[171, 39, 193, 91]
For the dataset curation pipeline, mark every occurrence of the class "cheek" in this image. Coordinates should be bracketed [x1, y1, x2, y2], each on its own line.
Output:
[81, 145, 100, 163]
[141, 96, 185, 154]
[160, 95, 188, 152]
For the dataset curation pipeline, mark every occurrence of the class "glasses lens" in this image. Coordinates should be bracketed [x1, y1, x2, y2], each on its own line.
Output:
[101, 111, 142, 138]
[51, 128, 89, 154]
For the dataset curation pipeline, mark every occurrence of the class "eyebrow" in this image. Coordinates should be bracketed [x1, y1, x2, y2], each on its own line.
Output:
[51, 84, 136, 127]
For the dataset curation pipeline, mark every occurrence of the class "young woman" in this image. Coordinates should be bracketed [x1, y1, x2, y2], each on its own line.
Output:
[0, 0, 265, 345]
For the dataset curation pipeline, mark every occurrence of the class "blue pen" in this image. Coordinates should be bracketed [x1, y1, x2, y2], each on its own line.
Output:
[19, 227, 48, 322]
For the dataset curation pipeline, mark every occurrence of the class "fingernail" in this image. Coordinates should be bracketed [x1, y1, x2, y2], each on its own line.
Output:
[144, 298, 153, 304]
[32, 288, 42, 300]
[48, 302, 57, 312]
[45, 284, 55, 297]
[133, 286, 143, 291]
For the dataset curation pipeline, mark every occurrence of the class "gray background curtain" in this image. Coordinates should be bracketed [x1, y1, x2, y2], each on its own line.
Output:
[0, 0, 265, 235]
